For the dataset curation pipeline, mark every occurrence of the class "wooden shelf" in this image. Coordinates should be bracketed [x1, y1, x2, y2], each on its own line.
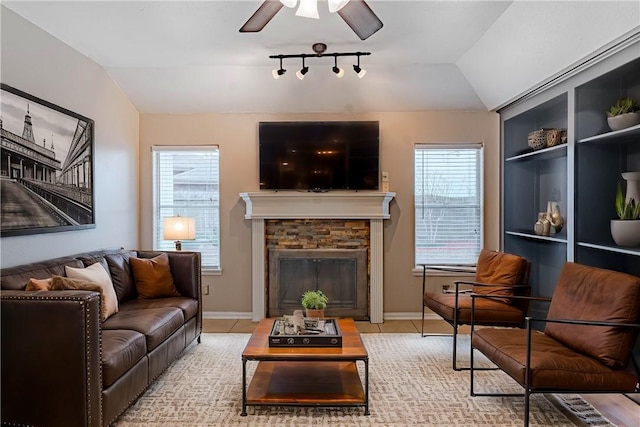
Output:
[505, 231, 568, 244]
[577, 242, 640, 257]
[246, 361, 365, 405]
[577, 123, 640, 144]
[505, 144, 567, 162]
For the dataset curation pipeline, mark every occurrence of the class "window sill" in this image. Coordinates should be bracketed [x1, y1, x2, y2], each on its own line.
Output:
[202, 268, 222, 276]
[412, 266, 476, 277]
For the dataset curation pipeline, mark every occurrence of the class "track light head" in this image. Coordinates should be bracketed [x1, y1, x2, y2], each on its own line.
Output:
[296, 57, 309, 80]
[272, 57, 286, 80]
[353, 55, 366, 78]
[333, 56, 344, 78]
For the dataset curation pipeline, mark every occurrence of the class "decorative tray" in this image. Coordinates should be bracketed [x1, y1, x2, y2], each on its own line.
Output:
[268, 318, 342, 347]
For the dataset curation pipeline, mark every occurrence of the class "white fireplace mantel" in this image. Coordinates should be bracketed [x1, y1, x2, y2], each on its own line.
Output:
[240, 191, 396, 323]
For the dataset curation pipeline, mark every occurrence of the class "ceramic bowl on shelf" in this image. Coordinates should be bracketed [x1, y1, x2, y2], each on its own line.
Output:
[607, 112, 640, 131]
[611, 220, 640, 247]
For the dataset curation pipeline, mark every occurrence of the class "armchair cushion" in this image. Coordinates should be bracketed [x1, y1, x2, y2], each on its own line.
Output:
[473, 249, 529, 304]
[425, 292, 524, 325]
[544, 263, 640, 368]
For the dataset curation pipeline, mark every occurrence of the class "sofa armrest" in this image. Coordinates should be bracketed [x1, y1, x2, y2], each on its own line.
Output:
[1, 290, 102, 427]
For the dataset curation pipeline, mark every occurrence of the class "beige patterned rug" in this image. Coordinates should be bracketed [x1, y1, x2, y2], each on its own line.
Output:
[113, 333, 615, 426]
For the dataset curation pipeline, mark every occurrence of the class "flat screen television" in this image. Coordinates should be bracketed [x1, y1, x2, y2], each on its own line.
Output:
[259, 121, 379, 191]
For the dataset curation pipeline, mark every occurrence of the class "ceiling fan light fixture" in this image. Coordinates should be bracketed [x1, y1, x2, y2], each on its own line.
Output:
[295, 0, 319, 19]
[280, 0, 297, 8]
[328, 0, 350, 13]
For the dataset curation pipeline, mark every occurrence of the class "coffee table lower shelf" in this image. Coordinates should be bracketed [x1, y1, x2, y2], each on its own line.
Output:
[242, 360, 368, 415]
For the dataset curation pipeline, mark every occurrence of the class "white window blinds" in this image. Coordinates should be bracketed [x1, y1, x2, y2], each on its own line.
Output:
[414, 144, 483, 266]
[152, 146, 220, 269]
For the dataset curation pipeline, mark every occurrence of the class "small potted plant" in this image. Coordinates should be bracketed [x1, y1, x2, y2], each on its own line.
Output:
[607, 97, 640, 131]
[610, 181, 640, 247]
[301, 289, 329, 318]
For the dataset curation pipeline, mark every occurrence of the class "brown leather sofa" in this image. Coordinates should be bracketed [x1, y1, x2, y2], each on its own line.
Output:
[1, 249, 202, 427]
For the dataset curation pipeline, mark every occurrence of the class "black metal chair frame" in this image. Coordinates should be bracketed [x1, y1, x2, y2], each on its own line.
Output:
[420, 264, 529, 371]
[469, 293, 640, 427]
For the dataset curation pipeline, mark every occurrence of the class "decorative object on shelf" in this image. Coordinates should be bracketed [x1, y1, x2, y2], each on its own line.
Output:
[548, 201, 564, 234]
[301, 289, 329, 318]
[610, 178, 640, 247]
[527, 128, 565, 150]
[607, 97, 640, 131]
[534, 212, 546, 236]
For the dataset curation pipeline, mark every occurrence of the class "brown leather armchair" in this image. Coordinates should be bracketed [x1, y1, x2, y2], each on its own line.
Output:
[470, 262, 640, 427]
[422, 249, 530, 370]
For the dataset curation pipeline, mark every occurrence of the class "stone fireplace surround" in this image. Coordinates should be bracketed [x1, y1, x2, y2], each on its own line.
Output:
[240, 191, 395, 323]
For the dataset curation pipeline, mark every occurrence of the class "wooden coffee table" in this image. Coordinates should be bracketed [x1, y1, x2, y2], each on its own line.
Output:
[241, 317, 369, 416]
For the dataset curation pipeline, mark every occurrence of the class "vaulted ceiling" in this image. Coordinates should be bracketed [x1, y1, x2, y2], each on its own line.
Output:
[3, 1, 639, 114]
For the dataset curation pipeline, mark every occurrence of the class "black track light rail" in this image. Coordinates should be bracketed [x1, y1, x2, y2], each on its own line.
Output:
[269, 52, 371, 60]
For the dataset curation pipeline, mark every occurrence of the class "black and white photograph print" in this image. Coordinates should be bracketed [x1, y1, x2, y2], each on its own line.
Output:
[0, 84, 95, 237]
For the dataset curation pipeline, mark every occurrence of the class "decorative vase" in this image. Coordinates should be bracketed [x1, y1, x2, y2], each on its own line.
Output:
[305, 308, 325, 318]
[621, 171, 640, 203]
[607, 112, 640, 131]
[534, 213, 545, 236]
[610, 220, 640, 247]
[549, 202, 564, 234]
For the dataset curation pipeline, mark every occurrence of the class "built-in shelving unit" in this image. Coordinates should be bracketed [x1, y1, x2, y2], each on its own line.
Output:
[500, 35, 640, 300]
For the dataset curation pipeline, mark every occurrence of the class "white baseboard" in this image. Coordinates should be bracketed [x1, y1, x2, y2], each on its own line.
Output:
[203, 311, 440, 321]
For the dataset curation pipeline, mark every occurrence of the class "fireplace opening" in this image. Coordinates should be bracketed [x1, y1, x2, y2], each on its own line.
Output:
[268, 249, 368, 319]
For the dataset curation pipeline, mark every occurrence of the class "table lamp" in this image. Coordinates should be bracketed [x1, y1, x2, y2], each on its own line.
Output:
[163, 215, 196, 251]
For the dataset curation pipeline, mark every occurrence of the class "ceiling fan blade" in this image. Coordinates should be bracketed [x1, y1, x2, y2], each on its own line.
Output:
[239, 0, 285, 33]
[337, 0, 383, 41]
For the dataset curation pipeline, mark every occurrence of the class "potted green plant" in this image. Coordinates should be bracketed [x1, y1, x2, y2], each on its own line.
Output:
[301, 289, 329, 318]
[610, 181, 640, 247]
[607, 97, 640, 131]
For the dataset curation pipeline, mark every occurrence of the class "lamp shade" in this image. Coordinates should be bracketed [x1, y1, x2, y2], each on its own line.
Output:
[163, 216, 196, 241]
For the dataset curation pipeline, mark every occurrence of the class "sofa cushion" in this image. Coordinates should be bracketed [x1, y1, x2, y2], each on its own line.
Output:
[118, 297, 198, 323]
[25, 277, 52, 291]
[104, 251, 138, 304]
[130, 253, 180, 299]
[545, 263, 640, 368]
[50, 275, 113, 322]
[473, 249, 528, 304]
[101, 329, 147, 388]
[66, 262, 119, 319]
[102, 307, 184, 351]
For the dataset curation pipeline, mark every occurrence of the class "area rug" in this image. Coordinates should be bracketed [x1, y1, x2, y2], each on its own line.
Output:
[113, 333, 615, 427]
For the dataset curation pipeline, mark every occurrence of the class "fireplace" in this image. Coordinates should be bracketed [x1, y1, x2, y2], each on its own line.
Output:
[269, 248, 369, 319]
[240, 191, 395, 323]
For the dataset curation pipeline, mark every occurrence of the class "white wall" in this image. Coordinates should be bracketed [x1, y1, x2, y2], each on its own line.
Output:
[0, 7, 140, 267]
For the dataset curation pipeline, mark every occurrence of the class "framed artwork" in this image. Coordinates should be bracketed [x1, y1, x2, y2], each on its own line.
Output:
[0, 83, 95, 237]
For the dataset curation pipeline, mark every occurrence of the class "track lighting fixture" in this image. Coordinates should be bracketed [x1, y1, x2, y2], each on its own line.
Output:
[272, 57, 286, 80]
[296, 57, 309, 80]
[332, 55, 345, 78]
[353, 54, 366, 78]
[269, 43, 370, 80]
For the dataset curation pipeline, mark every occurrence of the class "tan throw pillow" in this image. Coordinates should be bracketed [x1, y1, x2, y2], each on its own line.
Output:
[130, 253, 181, 299]
[25, 277, 53, 291]
[65, 262, 119, 319]
[50, 275, 110, 322]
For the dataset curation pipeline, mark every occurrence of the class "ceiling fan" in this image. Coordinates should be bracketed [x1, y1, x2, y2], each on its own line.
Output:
[239, 0, 383, 41]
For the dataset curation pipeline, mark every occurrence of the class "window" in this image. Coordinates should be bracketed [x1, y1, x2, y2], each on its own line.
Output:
[152, 146, 220, 269]
[414, 144, 483, 266]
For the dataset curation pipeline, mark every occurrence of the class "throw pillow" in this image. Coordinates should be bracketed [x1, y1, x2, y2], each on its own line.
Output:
[50, 275, 110, 322]
[25, 277, 53, 291]
[130, 253, 181, 299]
[65, 262, 119, 319]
